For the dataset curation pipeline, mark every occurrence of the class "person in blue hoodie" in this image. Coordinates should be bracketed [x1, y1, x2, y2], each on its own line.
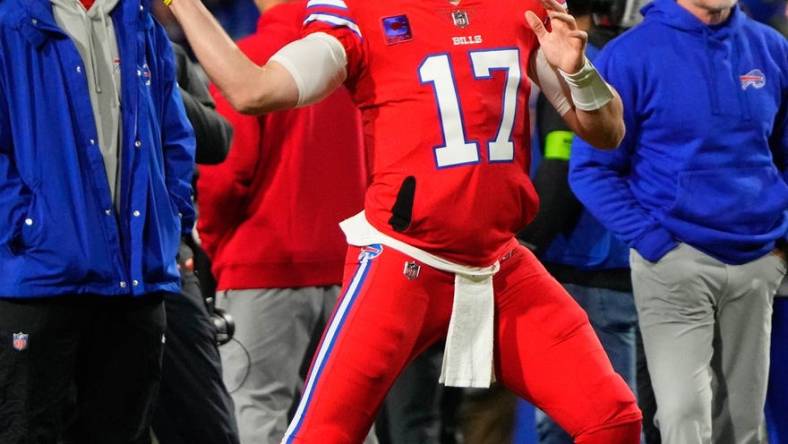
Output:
[569, 0, 788, 441]
[0, 0, 196, 443]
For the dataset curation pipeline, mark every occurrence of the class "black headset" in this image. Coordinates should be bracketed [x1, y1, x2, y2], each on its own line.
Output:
[207, 296, 236, 346]
[590, 0, 648, 28]
[566, 0, 646, 29]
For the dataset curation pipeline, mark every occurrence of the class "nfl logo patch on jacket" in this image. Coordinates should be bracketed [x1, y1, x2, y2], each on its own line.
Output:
[12, 333, 29, 351]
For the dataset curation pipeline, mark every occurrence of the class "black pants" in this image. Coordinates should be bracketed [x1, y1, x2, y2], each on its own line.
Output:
[0, 294, 166, 444]
[152, 268, 240, 444]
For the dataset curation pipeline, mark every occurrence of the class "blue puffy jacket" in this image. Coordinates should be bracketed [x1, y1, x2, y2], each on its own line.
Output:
[570, 0, 788, 265]
[0, 0, 196, 298]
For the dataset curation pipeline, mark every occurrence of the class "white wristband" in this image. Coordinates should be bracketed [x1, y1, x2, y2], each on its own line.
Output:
[558, 58, 614, 112]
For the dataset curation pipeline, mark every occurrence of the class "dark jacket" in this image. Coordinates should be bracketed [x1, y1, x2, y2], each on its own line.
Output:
[173, 43, 232, 166]
[520, 32, 632, 292]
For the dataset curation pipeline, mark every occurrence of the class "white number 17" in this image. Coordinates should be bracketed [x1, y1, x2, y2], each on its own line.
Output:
[418, 49, 521, 168]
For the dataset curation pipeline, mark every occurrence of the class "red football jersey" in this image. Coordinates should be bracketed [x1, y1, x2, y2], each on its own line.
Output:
[303, 0, 548, 267]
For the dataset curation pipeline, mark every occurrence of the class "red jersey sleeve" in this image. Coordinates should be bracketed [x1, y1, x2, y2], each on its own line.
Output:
[301, 0, 366, 83]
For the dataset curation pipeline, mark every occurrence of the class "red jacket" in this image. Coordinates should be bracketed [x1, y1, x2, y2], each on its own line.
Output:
[197, 2, 366, 289]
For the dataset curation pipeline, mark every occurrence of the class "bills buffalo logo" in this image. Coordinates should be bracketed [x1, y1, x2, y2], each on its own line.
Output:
[359, 244, 383, 261]
[740, 69, 765, 90]
[12, 332, 28, 351]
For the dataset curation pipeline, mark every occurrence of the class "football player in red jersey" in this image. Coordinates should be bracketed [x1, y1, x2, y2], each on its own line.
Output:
[166, 0, 642, 442]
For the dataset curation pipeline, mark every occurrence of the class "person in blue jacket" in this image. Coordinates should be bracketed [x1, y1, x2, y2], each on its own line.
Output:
[569, 0, 788, 441]
[0, 0, 196, 443]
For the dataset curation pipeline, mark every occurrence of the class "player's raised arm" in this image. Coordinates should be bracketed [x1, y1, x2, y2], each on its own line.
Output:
[525, 0, 625, 149]
[168, 0, 346, 115]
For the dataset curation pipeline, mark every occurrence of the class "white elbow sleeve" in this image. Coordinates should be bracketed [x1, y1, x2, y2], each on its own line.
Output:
[269, 32, 348, 107]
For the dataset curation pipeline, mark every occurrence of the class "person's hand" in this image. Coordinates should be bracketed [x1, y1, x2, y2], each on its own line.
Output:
[525, 0, 587, 74]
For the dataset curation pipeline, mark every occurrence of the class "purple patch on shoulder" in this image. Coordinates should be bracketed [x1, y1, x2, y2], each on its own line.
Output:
[381, 15, 412, 45]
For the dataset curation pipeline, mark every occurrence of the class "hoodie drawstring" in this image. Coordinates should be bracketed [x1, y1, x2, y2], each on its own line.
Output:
[732, 34, 751, 121]
[80, 1, 102, 94]
[703, 30, 721, 116]
[78, 1, 120, 106]
[97, 5, 120, 107]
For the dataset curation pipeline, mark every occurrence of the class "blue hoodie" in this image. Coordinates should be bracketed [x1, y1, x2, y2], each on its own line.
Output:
[569, 0, 788, 265]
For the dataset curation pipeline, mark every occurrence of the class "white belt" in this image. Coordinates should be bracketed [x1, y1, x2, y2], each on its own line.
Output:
[339, 212, 499, 388]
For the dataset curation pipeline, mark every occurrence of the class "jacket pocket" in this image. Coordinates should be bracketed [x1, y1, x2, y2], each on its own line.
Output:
[667, 166, 788, 236]
[142, 175, 181, 285]
[8, 194, 45, 255]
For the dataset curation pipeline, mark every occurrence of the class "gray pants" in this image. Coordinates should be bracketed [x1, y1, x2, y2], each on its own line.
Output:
[630, 244, 786, 444]
[216, 287, 335, 444]
[217, 287, 378, 444]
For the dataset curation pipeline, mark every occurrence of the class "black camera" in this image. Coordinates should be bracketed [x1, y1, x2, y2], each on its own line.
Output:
[207, 296, 235, 346]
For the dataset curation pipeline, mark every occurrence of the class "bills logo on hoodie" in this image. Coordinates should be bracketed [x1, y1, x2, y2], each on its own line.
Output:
[740, 69, 765, 90]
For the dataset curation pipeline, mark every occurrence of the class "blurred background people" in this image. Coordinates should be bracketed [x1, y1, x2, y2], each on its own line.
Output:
[0, 0, 195, 443]
[740, 0, 788, 33]
[518, 0, 653, 442]
[570, 0, 788, 442]
[194, 0, 368, 442]
[150, 39, 241, 444]
[377, 344, 466, 444]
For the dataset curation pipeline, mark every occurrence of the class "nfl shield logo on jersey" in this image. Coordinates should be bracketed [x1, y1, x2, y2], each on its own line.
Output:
[12, 332, 29, 351]
[403, 261, 421, 280]
[452, 10, 469, 28]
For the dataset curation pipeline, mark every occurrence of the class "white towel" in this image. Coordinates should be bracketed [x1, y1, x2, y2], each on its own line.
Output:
[339, 212, 499, 388]
[439, 273, 496, 387]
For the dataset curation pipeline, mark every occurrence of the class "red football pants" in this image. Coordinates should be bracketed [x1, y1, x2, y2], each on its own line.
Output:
[283, 243, 641, 443]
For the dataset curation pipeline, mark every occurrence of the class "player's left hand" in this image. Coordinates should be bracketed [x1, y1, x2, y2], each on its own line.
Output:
[525, 0, 587, 74]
